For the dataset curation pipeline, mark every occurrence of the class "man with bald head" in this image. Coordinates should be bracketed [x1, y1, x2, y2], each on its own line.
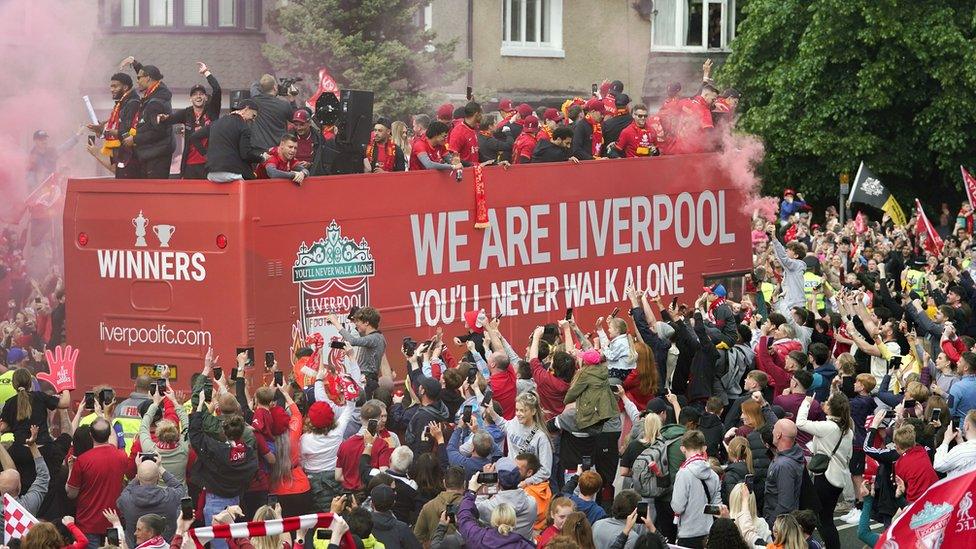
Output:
[764, 418, 805, 525]
[116, 454, 185, 547]
[0, 427, 48, 534]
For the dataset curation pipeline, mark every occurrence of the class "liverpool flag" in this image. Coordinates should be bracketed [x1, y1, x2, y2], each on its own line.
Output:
[916, 199, 944, 256]
[847, 161, 907, 226]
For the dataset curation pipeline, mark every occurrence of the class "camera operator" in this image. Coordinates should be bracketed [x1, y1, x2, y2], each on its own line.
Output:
[249, 74, 298, 155]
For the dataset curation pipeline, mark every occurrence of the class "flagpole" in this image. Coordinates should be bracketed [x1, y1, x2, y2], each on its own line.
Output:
[846, 161, 864, 207]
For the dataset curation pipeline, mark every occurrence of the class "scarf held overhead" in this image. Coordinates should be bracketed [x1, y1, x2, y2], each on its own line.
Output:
[189, 512, 354, 548]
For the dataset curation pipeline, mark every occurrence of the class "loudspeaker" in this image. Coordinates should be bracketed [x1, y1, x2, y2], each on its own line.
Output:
[229, 89, 251, 110]
[337, 90, 374, 147]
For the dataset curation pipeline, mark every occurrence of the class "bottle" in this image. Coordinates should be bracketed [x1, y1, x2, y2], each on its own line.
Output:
[454, 168, 463, 182]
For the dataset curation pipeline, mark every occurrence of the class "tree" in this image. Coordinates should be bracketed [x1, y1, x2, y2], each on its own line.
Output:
[719, 0, 976, 206]
[263, 0, 466, 121]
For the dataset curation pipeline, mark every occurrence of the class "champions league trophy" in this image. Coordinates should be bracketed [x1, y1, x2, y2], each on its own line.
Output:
[133, 211, 149, 247]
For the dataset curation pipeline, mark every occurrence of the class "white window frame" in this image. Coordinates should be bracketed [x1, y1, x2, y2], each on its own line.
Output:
[121, 0, 140, 27]
[218, 0, 236, 27]
[183, 0, 209, 26]
[149, 0, 174, 26]
[651, 0, 734, 53]
[500, 0, 564, 58]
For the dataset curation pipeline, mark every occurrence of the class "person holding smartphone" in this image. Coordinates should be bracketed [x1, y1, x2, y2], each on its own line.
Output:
[326, 307, 386, 399]
[116, 453, 186, 547]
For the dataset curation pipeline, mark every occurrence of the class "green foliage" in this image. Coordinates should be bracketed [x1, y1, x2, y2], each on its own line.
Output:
[263, 0, 467, 121]
[720, 0, 976, 205]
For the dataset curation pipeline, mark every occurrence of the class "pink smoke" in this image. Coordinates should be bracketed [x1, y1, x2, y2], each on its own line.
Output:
[714, 125, 771, 220]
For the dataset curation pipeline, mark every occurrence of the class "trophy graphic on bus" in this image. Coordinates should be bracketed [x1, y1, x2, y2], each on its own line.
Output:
[133, 211, 149, 247]
[153, 224, 176, 248]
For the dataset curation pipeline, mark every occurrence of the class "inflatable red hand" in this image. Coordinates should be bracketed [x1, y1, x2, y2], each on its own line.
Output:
[37, 345, 79, 392]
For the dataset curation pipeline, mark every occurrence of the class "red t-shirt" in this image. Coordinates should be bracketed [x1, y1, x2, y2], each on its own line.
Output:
[511, 132, 538, 164]
[448, 121, 480, 165]
[490, 368, 518, 420]
[895, 445, 939, 502]
[530, 358, 569, 419]
[409, 136, 448, 171]
[616, 122, 663, 158]
[669, 96, 714, 154]
[335, 434, 392, 491]
[255, 146, 300, 179]
[66, 444, 130, 534]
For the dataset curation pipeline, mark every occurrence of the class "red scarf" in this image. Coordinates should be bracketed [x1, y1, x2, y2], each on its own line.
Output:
[366, 138, 396, 171]
[134, 535, 168, 549]
[141, 81, 161, 102]
[539, 125, 554, 141]
[104, 90, 132, 137]
[586, 115, 603, 157]
[707, 296, 726, 323]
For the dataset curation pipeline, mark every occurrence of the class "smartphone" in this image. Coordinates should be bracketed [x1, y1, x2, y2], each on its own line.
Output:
[139, 452, 157, 462]
[446, 503, 458, 523]
[932, 408, 943, 418]
[213, 367, 222, 381]
[237, 347, 255, 366]
[671, 296, 679, 309]
[100, 388, 114, 405]
[203, 385, 213, 402]
[704, 504, 722, 515]
[274, 370, 284, 386]
[267, 494, 278, 507]
[84, 391, 95, 410]
[87, 135, 96, 146]
[609, 307, 620, 318]
[462, 405, 473, 425]
[904, 399, 916, 409]
[477, 472, 498, 484]
[745, 473, 755, 492]
[264, 351, 275, 370]
[565, 307, 574, 321]
[465, 86, 473, 101]
[367, 418, 379, 436]
[106, 528, 120, 546]
[636, 501, 650, 518]
[315, 529, 333, 540]
[230, 367, 239, 382]
[330, 340, 346, 350]
[34, 297, 41, 304]
[149, 382, 157, 396]
[347, 305, 361, 321]
[591, 83, 598, 95]
[481, 389, 493, 407]
[467, 367, 478, 384]
[158, 378, 167, 392]
[581, 455, 593, 470]
[885, 409, 897, 419]
[180, 496, 194, 519]
[402, 337, 418, 357]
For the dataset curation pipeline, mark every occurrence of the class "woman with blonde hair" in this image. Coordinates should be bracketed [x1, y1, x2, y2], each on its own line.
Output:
[620, 413, 662, 479]
[722, 437, 753, 504]
[766, 514, 806, 549]
[391, 120, 409, 162]
[728, 483, 770, 542]
[458, 474, 534, 548]
[488, 389, 553, 486]
[249, 504, 290, 549]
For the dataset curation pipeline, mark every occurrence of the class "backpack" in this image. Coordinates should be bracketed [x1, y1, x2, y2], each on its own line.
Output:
[632, 432, 683, 498]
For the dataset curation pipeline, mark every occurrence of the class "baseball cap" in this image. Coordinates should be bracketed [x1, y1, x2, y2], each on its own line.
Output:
[706, 284, 728, 298]
[783, 188, 795, 197]
[5, 347, 27, 365]
[239, 99, 260, 111]
[292, 109, 310, 123]
[307, 401, 335, 430]
[495, 457, 522, 490]
[270, 405, 290, 436]
[584, 98, 603, 112]
[498, 99, 513, 112]
[436, 103, 454, 119]
[32, 130, 48, 140]
[141, 65, 164, 81]
[189, 84, 207, 96]
[419, 377, 441, 400]
[516, 103, 533, 118]
[375, 116, 392, 129]
[543, 108, 563, 123]
[522, 115, 539, 131]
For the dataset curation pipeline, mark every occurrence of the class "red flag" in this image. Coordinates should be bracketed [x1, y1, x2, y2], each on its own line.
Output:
[875, 468, 976, 548]
[962, 166, 976, 211]
[854, 211, 868, 234]
[915, 199, 944, 256]
[305, 68, 340, 110]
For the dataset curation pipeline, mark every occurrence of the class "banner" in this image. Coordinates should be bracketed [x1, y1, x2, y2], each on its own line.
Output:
[37, 345, 79, 392]
[848, 161, 906, 226]
[915, 199, 944, 256]
[306, 68, 340, 111]
[190, 512, 353, 549]
[875, 468, 976, 548]
[3, 493, 38, 543]
[962, 166, 976, 212]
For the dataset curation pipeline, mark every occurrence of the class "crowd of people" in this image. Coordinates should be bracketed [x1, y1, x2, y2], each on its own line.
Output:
[64, 57, 739, 183]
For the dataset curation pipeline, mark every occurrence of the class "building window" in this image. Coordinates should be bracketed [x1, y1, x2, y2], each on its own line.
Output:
[218, 0, 236, 27]
[244, 0, 258, 29]
[501, 0, 564, 58]
[149, 0, 174, 26]
[184, 0, 209, 26]
[652, 0, 734, 52]
[121, 0, 139, 26]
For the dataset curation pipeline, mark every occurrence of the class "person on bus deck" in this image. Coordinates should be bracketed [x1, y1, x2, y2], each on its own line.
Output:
[409, 121, 460, 172]
[614, 104, 665, 158]
[668, 82, 719, 155]
[571, 98, 606, 160]
[156, 61, 221, 179]
[510, 116, 540, 165]
[118, 58, 176, 179]
[364, 118, 406, 173]
[290, 109, 322, 167]
[254, 134, 309, 185]
[531, 127, 580, 164]
[448, 102, 483, 166]
[190, 99, 268, 183]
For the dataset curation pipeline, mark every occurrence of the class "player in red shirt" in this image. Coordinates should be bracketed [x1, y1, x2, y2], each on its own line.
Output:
[448, 102, 482, 165]
[495, 98, 515, 129]
[614, 104, 665, 158]
[409, 121, 460, 171]
[511, 115, 539, 164]
[668, 83, 719, 154]
[255, 134, 308, 184]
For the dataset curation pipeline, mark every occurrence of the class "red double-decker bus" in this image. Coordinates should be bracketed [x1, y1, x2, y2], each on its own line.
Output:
[63, 153, 752, 389]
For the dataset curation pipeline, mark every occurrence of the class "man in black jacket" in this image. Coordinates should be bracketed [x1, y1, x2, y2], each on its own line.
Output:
[159, 62, 221, 179]
[531, 127, 580, 164]
[122, 59, 176, 179]
[87, 72, 141, 179]
[602, 93, 633, 151]
[571, 98, 605, 160]
[191, 100, 267, 182]
[249, 74, 297, 155]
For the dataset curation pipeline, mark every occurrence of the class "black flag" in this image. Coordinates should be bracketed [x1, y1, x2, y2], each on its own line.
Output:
[847, 161, 906, 226]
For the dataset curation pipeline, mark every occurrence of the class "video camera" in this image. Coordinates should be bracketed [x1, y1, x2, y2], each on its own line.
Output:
[277, 76, 303, 96]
